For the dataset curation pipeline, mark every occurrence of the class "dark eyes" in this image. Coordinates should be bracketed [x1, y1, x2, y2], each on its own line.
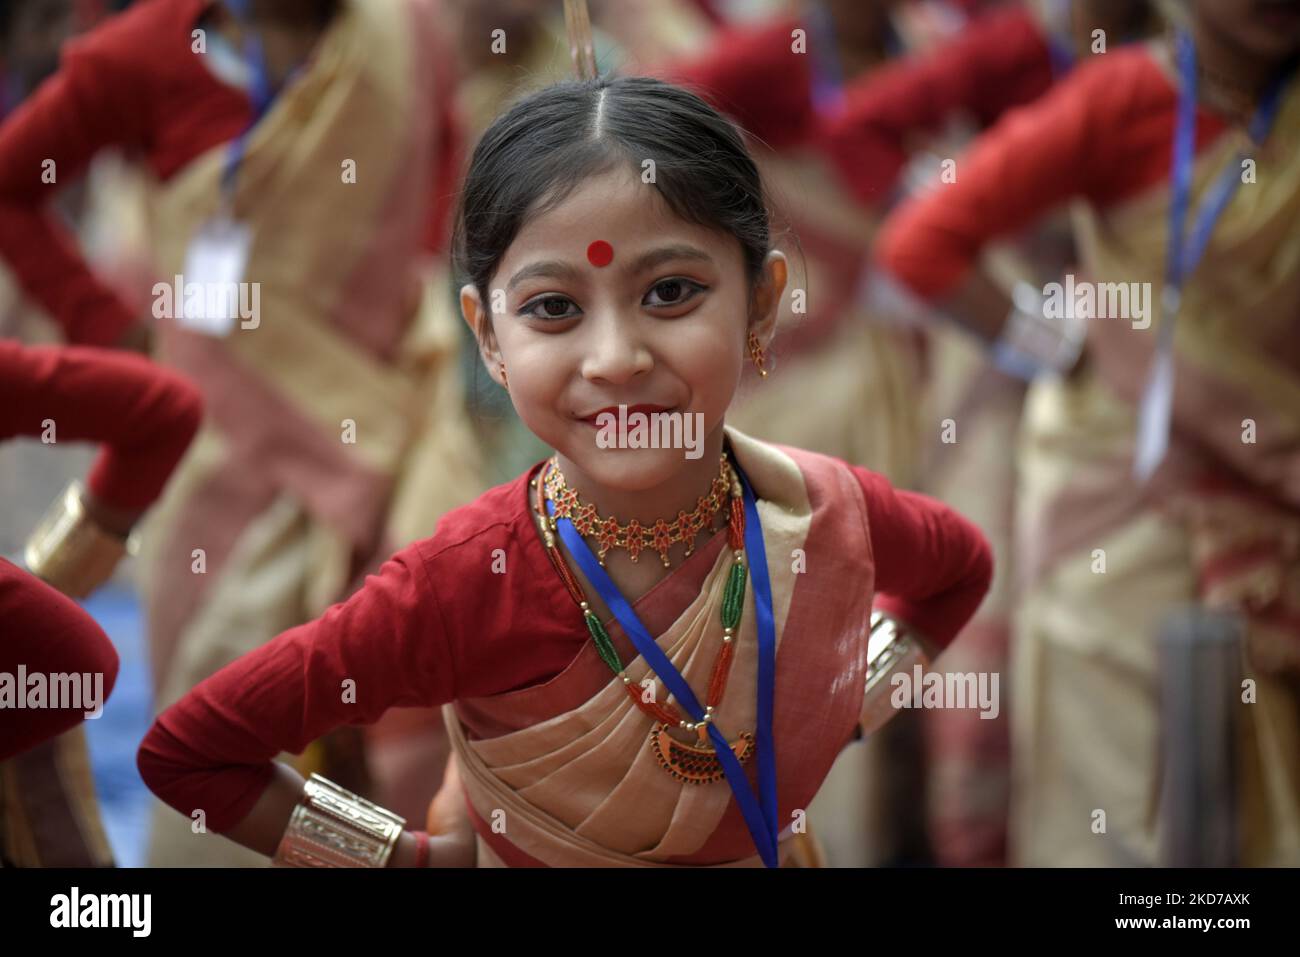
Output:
[529, 297, 578, 321]
[519, 278, 708, 322]
[644, 278, 702, 307]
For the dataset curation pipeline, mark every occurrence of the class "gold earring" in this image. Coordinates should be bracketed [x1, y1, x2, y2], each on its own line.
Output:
[748, 331, 768, 377]
[498, 362, 509, 390]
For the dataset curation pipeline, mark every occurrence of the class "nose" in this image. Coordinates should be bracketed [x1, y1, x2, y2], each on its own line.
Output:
[579, 308, 652, 385]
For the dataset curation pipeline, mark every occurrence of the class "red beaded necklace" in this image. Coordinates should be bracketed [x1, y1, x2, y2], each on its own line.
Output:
[532, 455, 755, 784]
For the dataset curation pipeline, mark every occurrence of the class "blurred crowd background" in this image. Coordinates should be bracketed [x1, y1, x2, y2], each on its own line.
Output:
[2, 0, 1297, 868]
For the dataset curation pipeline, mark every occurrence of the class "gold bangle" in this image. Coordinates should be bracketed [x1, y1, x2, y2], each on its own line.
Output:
[24, 481, 132, 599]
[272, 773, 406, 868]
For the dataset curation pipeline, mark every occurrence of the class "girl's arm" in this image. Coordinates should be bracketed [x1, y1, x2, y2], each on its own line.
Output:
[819, 4, 1055, 209]
[652, 15, 815, 151]
[0, 341, 204, 522]
[219, 754, 471, 868]
[0, 343, 198, 755]
[136, 544, 472, 866]
[3, 341, 202, 596]
[0, 558, 120, 761]
[870, 50, 1140, 342]
[0, 19, 154, 347]
[851, 466, 994, 653]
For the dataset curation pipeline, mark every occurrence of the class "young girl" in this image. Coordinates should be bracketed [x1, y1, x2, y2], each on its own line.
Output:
[138, 74, 993, 868]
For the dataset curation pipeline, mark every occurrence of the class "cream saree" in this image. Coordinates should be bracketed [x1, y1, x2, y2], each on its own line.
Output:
[444, 427, 878, 867]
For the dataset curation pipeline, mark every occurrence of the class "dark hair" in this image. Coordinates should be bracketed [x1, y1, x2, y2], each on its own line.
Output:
[452, 74, 773, 345]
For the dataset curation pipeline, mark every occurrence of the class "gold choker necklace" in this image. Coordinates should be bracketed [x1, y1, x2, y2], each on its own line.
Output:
[542, 455, 734, 567]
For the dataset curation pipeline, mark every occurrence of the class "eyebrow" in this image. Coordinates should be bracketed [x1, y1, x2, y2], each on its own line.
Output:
[505, 243, 714, 293]
[506, 260, 582, 292]
[627, 243, 714, 274]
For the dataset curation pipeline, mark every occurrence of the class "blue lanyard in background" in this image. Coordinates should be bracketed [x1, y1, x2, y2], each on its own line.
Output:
[218, 0, 288, 199]
[808, 2, 847, 119]
[1133, 29, 1289, 480]
[807, 2, 905, 120]
[547, 457, 781, 868]
[1045, 0, 1076, 78]
[1166, 30, 1285, 297]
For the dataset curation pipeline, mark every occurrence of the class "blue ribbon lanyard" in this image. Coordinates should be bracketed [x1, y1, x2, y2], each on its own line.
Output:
[1044, 0, 1077, 79]
[806, 2, 905, 119]
[808, 2, 847, 119]
[1134, 28, 1288, 479]
[546, 458, 781, 868]
[219, 0, 284, 201]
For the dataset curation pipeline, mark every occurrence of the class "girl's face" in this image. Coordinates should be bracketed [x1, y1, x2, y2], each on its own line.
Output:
[460, 165, 786, 494]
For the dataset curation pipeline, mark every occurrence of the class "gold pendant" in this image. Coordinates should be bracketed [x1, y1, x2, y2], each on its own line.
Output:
[650, 723, 754, 785]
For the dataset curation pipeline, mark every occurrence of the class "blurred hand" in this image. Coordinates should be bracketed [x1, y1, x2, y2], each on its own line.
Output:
[424, 754, 476, 867]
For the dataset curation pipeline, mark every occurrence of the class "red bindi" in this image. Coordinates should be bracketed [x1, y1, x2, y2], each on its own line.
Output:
[586, 240, 614, 267]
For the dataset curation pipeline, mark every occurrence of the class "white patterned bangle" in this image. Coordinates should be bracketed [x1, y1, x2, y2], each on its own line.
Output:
[272, 773, 406, 868]
[860, 609, 937, 737]
[865, 609, 932, 690]
[991, 281, 1086, 381]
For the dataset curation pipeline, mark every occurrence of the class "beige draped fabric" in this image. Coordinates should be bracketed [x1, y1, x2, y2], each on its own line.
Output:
[445, 427, 876, 867]
[1011, 55, 1300, 864]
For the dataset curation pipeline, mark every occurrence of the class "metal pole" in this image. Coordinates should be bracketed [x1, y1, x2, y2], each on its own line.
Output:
[1157, 607, 1243, 866]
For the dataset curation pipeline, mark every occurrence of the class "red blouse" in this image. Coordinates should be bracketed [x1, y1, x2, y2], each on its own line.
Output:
[0, 340, 204, 510]
[138, 458, 993, 834]
[874, 46, 1229, 301]
[653, 7, 1054, 208]
[819, 4, 1054, 207]
[0, 558, 121, 762]
[1, 340, 201, 760]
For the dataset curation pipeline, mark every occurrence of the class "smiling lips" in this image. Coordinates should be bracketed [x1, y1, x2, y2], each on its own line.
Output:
[579, 403, 674, 425]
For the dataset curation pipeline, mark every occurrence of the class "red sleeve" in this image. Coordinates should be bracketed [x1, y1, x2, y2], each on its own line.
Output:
[0, 340, 203, 510]
[818, 5, 1054, 207]
[652, 15, 814, 150]
[851, 465, 992, 651]
[0, 558, 120, 761]
[136, 542, 456, 833]
[871, 55, 1120, 301]
[872, 49, 1233, 302]
[0, 18, 157, 346]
